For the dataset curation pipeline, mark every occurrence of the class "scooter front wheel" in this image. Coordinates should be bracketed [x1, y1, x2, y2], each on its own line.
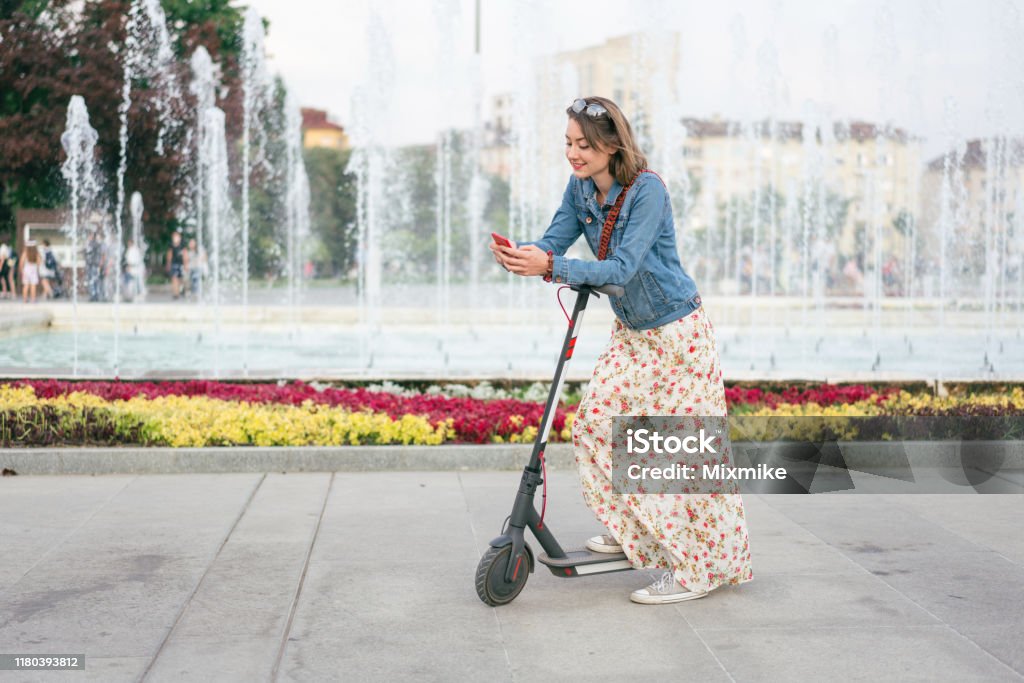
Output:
[475, 544, 530, 606]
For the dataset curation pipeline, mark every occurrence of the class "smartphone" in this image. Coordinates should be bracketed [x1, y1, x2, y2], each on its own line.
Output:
[491, 232, 513, 248]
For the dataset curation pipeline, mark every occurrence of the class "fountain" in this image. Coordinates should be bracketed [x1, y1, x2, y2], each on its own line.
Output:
[128, 191, 147, 301]
[59, 95, 102, 375]
[5, 3, 1024, 382]
[200, 106, 234, 375]
[240, 7, 273, 373]
[114, 0, 182, 375]
[283, 97, 311, 333]
[189, 45, 217, 302]
[347, 8, 397, 362]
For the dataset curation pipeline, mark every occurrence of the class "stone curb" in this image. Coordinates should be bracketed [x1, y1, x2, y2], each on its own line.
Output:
[2, 441, 1023, 475]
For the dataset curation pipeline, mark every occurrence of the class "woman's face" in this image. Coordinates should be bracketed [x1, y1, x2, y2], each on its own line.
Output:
[565, 117, 611, 180]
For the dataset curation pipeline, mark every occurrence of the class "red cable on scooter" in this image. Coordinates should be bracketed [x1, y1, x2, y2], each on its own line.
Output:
[555, 285, 572, 325]
[538, 448, 548, 529]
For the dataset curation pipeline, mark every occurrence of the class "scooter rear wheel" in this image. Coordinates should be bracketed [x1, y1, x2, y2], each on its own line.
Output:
[475, 544, 530, 606]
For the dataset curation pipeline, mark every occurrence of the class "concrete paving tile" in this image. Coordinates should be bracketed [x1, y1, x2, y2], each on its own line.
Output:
[144, 635, 279, 683]
[166, 547, 307, 639]
[158, 473, 329, 640]
[745, 533, 864, 576]
[329, 471, 468, 512]
[889, 495, 1024, 567]
[741, 499, 865, 575]
[0, 474, 263, 659]
[850, 550, 1024, 629]
[680, 574, 939, 630]
[497, 601, 733, 682]
[277, 559, 508, 682]
[763, 494, 990, 557]
[314, 505, 481, 564]
[763, 496, 1024, 630]
[0, 476, 134, 588]
[0, 559, 201, 658]
[221, 472, 331, 545]
[697, 626, 1020, 682]
[315, 473, 481, 563]
[955, 624, 1024, 676]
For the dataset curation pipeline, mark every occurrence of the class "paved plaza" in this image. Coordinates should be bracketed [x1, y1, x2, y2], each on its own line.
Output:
[0, 469, 1022, 682]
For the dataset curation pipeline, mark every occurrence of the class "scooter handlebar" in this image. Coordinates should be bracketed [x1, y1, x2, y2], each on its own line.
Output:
[594, 283, 624, 298]
[571, 283, 624, 298]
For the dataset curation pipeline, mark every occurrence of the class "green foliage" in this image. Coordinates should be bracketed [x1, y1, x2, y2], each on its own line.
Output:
[161, 0, 244, 60]
[0, 405, 147, 446]
[0, 0, 248, 243]
[0, 0, 53, 20]
[244, 77, 288, 279]
[305, 146, 357, 278]
[368, 132, 511, 283]
[385, 144, 438, 279]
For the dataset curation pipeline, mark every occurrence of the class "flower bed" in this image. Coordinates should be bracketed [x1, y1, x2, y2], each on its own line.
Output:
[1, 379, 1022, 448]
[0, 381, 572, 447]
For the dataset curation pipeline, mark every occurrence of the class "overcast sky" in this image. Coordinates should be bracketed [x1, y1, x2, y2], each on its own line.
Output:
[249, 0, 1024, 159]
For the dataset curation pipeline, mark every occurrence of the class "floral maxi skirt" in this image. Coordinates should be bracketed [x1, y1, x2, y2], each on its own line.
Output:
[571, 306, 754, 593]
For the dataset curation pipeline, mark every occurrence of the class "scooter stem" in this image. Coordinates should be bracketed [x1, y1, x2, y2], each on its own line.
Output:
[502, 286, 598, 578]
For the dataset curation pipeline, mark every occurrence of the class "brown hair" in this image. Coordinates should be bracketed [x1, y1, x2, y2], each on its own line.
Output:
[25, 244, 39, 263]
[566, 96, 648, 186]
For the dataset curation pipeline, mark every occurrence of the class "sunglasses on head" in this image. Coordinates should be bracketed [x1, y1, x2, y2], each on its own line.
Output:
[571, 98, 608, 118]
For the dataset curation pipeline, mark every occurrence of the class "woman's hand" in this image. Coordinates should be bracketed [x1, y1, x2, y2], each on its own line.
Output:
[488, 239, 517, 271]
[502, 244, 548, 276]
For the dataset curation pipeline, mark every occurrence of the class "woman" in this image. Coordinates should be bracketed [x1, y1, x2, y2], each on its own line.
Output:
[490, 96, 752, 605]
[19, 240, 42, 304]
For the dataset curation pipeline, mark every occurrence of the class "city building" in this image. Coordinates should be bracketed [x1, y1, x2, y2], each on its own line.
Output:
[681, 118, 923, 262]
[481, 94, 512, 179]
[301, 108, 350, 151]
[481, 31, 927, 295]
[919, 138, 1024, 289]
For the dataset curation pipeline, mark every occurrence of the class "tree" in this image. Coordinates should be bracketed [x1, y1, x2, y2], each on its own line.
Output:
[0, 0, 247, 248]
[304, 146, 357, 278]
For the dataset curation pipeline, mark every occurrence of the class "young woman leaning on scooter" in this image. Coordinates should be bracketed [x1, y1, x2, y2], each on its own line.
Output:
[489, 96, 753, 606]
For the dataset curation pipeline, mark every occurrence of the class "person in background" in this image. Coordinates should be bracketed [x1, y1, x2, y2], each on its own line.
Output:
[165, 230, 188, 300]
[42, 240, 64, 299]
[19, 240, 42, 303]
[0, 236, 12, 300]
[185, 237, 206, 299]
[38, 240, 55, 299]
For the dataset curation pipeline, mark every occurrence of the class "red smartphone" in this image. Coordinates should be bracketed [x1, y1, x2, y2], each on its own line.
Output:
[491, 232, 513, 248]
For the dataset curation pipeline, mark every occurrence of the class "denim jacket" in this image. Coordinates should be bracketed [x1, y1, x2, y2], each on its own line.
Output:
[518, 172, 701, 330]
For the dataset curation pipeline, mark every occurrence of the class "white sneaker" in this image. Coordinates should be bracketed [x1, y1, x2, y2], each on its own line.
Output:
[585, 534, 622, 554]
[629, 572, 708, 605]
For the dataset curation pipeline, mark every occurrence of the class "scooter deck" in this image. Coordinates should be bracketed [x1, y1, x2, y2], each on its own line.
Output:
[537, 549, 634, 577]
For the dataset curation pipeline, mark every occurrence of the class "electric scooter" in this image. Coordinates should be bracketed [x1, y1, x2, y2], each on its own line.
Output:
[475, 282, 634, 606]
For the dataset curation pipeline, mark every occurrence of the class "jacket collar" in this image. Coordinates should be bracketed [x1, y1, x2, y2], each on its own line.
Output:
[583, 175, 624, 209]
